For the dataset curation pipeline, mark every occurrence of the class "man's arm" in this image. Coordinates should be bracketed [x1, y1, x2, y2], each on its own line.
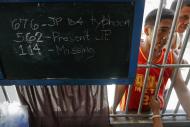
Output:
[172, 53, 190, 117]
[152, 115, 163, 127]
[150, 97, 163, 127]
[112, 85, 127, 113]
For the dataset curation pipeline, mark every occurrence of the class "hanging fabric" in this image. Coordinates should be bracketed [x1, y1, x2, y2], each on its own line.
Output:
[16, 85, 110, 127]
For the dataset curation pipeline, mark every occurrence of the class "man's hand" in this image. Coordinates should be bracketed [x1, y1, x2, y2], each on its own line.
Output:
[150, 96, 160, 115]
[173, 49, 189, 64]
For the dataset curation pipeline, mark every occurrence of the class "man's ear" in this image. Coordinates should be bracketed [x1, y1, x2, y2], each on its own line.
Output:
[144, 25, 150, 36]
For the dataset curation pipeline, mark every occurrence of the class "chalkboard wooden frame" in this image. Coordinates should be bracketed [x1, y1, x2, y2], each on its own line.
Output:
[0, 0, 144, 85]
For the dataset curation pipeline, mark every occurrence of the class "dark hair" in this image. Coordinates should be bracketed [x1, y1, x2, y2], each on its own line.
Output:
[145, 8, 174, 26]
[170, 0, 190, 11]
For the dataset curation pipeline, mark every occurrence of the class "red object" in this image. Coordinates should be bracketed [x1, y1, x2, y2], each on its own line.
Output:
[120, 48, 173, 112]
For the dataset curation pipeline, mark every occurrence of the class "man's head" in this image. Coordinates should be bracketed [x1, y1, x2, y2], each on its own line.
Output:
[144, 9, 174, 55]
[170, 0, 190, 33]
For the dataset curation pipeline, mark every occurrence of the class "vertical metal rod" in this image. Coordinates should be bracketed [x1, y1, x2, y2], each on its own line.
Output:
[137, 0, 165, 114]
[174, 68, 190, 113]
[163, 0, 167, 8]
[1, 86, 10, 102]
[154, 0, 183, 97]
[162, 25, 190, 114]
[125, 85, 133, 113]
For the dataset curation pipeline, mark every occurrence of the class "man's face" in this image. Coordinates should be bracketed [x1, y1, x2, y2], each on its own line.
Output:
[149, 19, 173, 55]
[177, 6, 190, 33]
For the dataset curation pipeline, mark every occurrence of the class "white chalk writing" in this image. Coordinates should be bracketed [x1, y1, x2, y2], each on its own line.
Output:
[10, 14, 131, 60]
[18, 43, 41, 56]
[52, 30, 90, 43]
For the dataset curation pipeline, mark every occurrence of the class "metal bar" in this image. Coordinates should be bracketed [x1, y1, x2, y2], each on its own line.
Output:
[174, 68, 190, 114]
[125, 85, 133, 113]
[110, 113, 187, 117]
[137, 0, 165, 114]
[1, 86, 10, 102]
[154, 0, 184, 97]
[162, 25, 190, 114]
[138, 64, 190, 68]
[163, 0, 167, 8]
[174, 101, 181, 114]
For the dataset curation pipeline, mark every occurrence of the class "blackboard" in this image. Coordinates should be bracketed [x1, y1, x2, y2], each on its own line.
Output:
[0, 1, 145, 84]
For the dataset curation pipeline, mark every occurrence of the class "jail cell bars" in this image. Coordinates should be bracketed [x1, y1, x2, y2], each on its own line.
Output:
[111, 0, 190, 121]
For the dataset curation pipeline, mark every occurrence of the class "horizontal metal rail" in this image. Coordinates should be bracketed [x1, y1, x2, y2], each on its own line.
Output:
[110, 113, 187, 117]
[138, 64, 190, 68]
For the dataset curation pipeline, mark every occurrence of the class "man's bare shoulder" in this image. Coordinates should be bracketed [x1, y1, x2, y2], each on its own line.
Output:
[140, 39, 145, 47]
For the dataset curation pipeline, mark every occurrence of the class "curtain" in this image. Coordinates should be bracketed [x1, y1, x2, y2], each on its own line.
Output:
[16, 85, 110, 127]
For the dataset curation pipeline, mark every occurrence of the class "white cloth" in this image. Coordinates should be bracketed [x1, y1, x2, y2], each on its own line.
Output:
[176, 32, 183, 49]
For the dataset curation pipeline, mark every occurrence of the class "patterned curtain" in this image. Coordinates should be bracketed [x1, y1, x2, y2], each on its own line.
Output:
[16, 85, 109, 127]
